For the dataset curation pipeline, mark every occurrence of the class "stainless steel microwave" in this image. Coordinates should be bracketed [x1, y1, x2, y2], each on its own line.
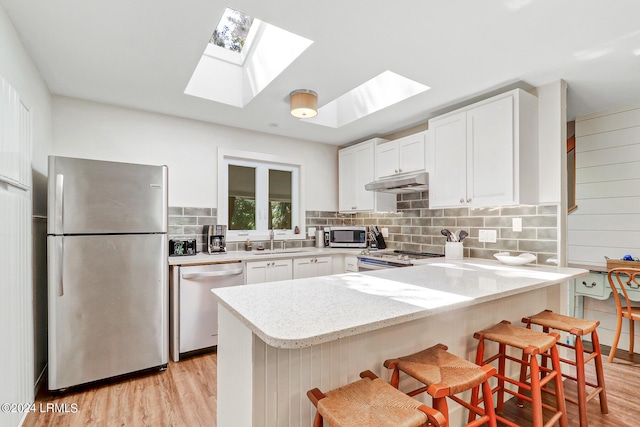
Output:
[327, 226, 368, 248]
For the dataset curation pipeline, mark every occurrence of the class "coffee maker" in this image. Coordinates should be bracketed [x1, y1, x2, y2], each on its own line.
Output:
[204, 225, 227, 254]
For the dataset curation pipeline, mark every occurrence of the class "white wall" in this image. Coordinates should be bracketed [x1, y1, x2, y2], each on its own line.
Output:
[52, 96, 338, 211]
[0, 4, 52, 427]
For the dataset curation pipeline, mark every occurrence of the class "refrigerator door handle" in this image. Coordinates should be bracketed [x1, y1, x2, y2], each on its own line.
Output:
[181, 268, 244, 279]
[56, 237, 64, 296]
[55, 173, 64, 233]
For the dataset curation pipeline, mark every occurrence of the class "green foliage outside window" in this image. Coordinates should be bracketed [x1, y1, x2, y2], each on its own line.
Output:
[210, 9, 254, 53]
[270, 202, 291, 230]
[229, 197, 255, 230]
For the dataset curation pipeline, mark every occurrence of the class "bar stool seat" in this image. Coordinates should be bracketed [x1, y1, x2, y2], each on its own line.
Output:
[522, 309, 608, 427]
[307, 370, 446, 427]
[384, 343, 497, 427]
[472, 320, 568, 427]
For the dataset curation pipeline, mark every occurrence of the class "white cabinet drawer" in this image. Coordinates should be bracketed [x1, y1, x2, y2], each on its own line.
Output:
[574, 272, 606, 298]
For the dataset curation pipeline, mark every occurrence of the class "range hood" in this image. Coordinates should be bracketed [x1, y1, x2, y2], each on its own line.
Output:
[365, 172, 429, 194]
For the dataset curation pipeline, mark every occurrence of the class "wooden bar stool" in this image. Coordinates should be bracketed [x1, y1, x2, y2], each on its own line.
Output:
[306, 370, 446, 427]
[521, 310, 608, 427]
[383, 343, 498, 427]
[472, 320, 568, 427]
[607, 268, 640, 361]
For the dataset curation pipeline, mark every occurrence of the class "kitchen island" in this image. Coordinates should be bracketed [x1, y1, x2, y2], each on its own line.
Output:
[212, 258, 588, 427]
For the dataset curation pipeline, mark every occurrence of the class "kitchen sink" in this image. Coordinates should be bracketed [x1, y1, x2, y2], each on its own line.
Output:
[252, 250, 304, 255]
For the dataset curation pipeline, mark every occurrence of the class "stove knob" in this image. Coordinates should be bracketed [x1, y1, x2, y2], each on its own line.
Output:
[397, 255, 403, 260]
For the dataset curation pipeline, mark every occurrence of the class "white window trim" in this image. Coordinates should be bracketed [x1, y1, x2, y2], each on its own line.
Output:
[218, 148, 306, 242]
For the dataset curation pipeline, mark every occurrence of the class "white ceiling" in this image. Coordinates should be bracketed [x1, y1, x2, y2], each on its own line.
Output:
[2, 0, 640, 145]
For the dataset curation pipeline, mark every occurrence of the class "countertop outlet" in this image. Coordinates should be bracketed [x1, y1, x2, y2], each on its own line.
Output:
[512, 218, 523, 232]
[478, 229, 497, 243]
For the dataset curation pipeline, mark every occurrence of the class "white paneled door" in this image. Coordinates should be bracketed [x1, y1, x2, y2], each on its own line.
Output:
[0, 74, 33, 427]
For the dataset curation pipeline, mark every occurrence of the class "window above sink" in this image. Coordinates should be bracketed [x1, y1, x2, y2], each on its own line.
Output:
[217, 148, 304, 242]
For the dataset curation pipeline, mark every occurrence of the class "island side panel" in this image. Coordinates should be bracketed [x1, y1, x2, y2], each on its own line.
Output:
[248, 284, 563, 427]
[218, 305, 254, 427]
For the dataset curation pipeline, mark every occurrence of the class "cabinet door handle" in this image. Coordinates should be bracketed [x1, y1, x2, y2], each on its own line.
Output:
[467, 198, 472, 203]
[399, 168, 402, 173]
[460, 198, 465, 204]
[581, 280, 597, 288]
[394, 169, 398, 173]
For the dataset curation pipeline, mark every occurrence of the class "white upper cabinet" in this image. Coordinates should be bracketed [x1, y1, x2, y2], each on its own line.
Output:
[375, 132, 427, 179]
[339, 138, 396, 213]
[427, 89, 538, 208]
[427, 112, 467, 207]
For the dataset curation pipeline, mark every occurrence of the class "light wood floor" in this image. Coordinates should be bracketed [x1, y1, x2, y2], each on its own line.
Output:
[24, 347, 640, 426]
[24, 352, 217, 427]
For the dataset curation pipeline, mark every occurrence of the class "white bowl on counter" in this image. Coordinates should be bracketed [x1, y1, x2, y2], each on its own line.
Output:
[493, 252, 537, 265]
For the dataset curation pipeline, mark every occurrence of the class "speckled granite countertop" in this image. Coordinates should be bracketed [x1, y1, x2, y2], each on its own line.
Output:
[212, 258, 588, 349]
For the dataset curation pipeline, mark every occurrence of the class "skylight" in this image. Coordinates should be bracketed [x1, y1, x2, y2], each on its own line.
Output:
[305, 71, 430, 128]
[210, 8, 254, 54]
[185, 8, 313, 108]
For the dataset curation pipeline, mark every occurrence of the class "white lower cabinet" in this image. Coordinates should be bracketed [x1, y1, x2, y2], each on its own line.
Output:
[344, 255, 358, 272]
[293, 256, 332, 279]
[245, 259, 293, 284]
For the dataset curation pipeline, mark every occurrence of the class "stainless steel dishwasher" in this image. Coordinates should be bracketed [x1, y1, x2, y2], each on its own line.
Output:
[170, 261, 244, 361]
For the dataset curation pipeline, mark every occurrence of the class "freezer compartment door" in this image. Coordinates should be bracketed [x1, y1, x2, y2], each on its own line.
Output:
[47, 234, 168, 390]
[48, 156, 167, 235]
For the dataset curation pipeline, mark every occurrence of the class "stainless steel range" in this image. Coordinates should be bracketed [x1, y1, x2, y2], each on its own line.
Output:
[357, 249, 444, 271]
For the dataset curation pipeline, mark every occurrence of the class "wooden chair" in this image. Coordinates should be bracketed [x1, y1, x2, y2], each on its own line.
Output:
[384, 343, 497, 427]
[607, 268, 640, 362]
[522, 309, 608, 427]
[307, 370, 446, 427]
[472, 320, 568, 427]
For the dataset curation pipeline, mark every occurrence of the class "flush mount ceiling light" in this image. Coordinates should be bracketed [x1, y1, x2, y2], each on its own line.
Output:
[290, 89, 318, 118]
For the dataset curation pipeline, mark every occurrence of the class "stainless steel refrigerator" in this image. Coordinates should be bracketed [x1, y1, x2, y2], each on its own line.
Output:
[47, 156, 168, 391]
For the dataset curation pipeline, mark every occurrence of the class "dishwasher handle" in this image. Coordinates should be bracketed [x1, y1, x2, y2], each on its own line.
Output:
[181, 268, 244, 279]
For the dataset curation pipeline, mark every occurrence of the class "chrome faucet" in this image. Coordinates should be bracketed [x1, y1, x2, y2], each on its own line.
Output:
[269, 229, 274, 251]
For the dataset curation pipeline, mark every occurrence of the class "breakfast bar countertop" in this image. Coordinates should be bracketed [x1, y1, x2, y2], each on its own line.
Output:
[212, 258, 588, 349]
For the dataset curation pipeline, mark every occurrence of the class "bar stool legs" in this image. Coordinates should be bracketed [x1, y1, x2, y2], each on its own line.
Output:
[472, 320, 568, 427]
[384, 343, 498, 427]
[522, 309, 608, 427]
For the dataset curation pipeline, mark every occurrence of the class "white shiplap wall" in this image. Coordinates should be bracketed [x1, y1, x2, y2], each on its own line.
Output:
[0, 75, 33, 427]
[569, 106, 640, 351]
[568, 106, 640, 267]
